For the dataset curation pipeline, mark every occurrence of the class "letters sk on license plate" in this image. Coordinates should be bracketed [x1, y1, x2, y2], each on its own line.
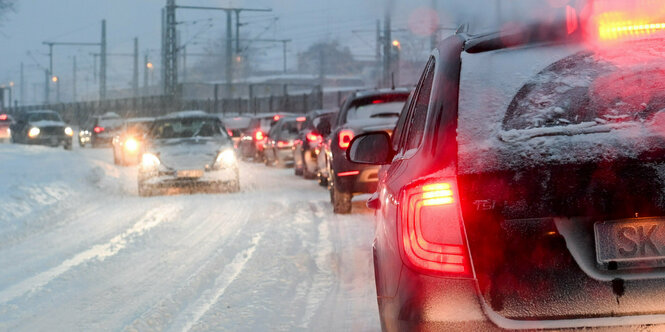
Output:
[177, 169, 203, 178]
[595, 218, 665, 267]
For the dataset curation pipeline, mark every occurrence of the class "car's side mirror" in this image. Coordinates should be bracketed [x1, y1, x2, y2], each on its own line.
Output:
[347, 131, 393, 165]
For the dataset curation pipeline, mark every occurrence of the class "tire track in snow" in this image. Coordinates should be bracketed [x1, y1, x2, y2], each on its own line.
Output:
[173, 232, 263, 332]
[299, 201, 336, 329]
[0, 204, 182, 305]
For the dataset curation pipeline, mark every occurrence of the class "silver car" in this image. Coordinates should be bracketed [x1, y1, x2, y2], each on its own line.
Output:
[138, 111, 239, 196]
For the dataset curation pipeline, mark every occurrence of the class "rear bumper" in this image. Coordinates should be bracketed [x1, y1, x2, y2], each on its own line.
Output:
[334, 165, 379, 194]
[384, 266, 665, 331]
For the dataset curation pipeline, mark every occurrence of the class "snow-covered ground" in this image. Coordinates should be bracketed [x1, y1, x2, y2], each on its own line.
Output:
[0, 143, 380, 331]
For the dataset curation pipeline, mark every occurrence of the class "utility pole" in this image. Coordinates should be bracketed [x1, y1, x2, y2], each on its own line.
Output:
[431, 0, 438, 50]
[161, 8, 166, 90]
[44, 69, 49, 104]
[226, 11, 233, 94]
[20, 62, 24, 106]
[182, 45, 187, 83]
[164, 0, 177, 96]
[144, 54, 149, 90]
[73, 56, 77, 102]
[100, 19, 107, 100]
[133, 37, 139, 98]
[383, 13, 392, 87]
[282, 40, 288, 73]
[167, 4, 272, 97]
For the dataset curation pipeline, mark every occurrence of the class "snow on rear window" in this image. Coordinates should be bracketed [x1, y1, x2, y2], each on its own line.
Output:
[458, 39, 665, 174]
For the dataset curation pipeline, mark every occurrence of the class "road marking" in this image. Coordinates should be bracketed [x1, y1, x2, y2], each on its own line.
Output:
[176, 232, 263, 332]
[0, 205, 181, 304]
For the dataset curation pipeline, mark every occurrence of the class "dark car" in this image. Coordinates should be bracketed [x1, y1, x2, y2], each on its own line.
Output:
[78, 112, 123, 147]
[238, 112, 293, 161]
[138, 111, 239, 196]
[293, 109, 336, 179]
[263, 116, 306, 168]
[10, 110, 73, 149]
[0, 113, 13, 142]
[220, 114, 252, 149]
[112, 117, 154, 166]
[348, 20, 665, 331]
[327, 88, 410, 213]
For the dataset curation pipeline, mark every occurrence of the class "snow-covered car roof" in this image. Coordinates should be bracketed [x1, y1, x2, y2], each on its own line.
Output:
[125, 117, 154, 123]
[457, 36, 665, 174]
[160, 110, 211, 120]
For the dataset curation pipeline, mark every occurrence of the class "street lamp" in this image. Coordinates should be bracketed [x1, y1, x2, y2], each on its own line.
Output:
[52, 76, 60, 103]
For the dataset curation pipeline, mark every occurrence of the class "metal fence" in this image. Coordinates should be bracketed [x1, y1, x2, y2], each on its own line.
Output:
[5, 92, 324, 125]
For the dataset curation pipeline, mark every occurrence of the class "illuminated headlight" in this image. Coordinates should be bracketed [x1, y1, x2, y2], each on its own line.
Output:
[64, 127, 74, 136]
[28, 127, 40, 138]
[124, 137, 139, 152]
[141, 153, 161, 169]
[214, 149, 236, 169]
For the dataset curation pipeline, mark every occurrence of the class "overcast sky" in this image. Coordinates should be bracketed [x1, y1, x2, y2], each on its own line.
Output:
[0, 0, 553, 103]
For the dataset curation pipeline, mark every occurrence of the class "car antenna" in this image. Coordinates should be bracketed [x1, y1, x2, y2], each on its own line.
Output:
[391, 73, 395, 90]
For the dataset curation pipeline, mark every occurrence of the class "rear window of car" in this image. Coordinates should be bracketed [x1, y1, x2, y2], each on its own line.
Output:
[150, 117, 226, 140]
[222, 117, 251, 130]
[458, 37, 665, 174]
[99, 117, 123, 129]
[345, 99, 406, 123]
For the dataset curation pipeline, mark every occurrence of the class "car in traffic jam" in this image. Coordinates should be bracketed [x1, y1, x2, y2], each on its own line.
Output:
[0, 113, 12, 142]
[293, 109, 337, 179]
[79, 112, 124, 147]
[112, 117, 154, 166]
[327, 88, 411, 213]
[346, 5, 665, 330]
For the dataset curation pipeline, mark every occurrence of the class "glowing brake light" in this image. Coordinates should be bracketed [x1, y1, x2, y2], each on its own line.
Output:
[598, 21, 665, 40]
[338, 129, 354, 149]
[255, 131, 265, 141]
[0, 114, 7, 121]
[94, 126, 105, 134]
[296, 116, 306, 122]
[276, 140, 290, 148]
[591, 1, 665, 41]
[306, 132, 322, 143]
[372, 100, 385, 104]
[400, 180, 472, 277]
[227, 129, 234, 136]
[273, 115, 281, 121]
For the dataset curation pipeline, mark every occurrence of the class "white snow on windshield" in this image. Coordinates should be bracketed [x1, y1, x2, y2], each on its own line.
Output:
[346, 102, 404, 122]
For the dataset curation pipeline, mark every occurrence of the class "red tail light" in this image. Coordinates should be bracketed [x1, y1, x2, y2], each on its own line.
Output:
[399, 180, 472, 277]
[296, 116, 306, 122]
[227, 129, 234, 136]
[273, 115, 281, 121]
[255, 131, 264, 141]
[276, 140, 290, 148]
[306, 132, 322, 143]
[0, 114, 7, 121]
[338, 129, 354, 149]
[94, 126, 105, 133]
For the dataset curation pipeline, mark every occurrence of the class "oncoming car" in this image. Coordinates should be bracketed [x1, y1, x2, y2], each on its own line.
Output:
[348, 12, 665, 332]
[138, 111, 239, 196]
[10, 110, 73, 150]
[112, 117, 154, 166]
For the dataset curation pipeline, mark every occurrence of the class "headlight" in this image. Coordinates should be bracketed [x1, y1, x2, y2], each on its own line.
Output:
[124, 137, 139, 152]
[141, 153, 161, 169]
[215, 149, 236, 169]
[28, 127, 40, 138]
[64, 127, 74, 136]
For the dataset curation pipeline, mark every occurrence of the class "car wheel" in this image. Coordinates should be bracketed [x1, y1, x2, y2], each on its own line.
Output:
[317, 172, 328, 187]
[294, 166, 303, 176]
[64, 142, 72, 151]
[331, 179, 352, 214]
[138, 182, 153, 197]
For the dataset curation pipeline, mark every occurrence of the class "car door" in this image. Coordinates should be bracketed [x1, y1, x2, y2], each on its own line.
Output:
[374, 57, 436, 298]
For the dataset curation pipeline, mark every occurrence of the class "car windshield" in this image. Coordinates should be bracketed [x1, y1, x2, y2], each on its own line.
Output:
[150, 117, 225, 139]
[28, 112, 61, 122]
[222, 116, 251, 129]
[99, 117, 124, 129]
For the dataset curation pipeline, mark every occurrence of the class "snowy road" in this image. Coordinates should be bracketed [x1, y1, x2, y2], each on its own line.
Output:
[0, 144, 380, 331]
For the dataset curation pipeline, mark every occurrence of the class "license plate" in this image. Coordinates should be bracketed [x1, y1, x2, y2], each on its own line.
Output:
[594, 218, 665, 267]
[177, 170, 203, 178]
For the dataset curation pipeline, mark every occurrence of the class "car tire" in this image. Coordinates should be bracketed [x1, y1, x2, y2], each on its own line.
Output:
[138, 182, 153, 197]
[294, 166, 303, 176]
[331, 179, 352, 214]
[64, 142, 72, 151]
